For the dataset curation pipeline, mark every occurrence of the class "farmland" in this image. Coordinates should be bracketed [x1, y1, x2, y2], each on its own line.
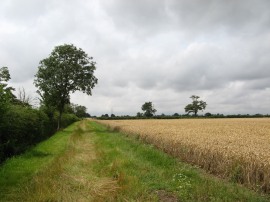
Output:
[96, 118, 270, 193]
[1, 120, 269, 201]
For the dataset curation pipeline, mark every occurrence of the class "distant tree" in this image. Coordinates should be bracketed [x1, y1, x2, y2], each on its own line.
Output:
[111, 114, 116, 118]
[74, 105, 87, 118]
[136, 112, 143, 117]
[34, 44, 98, 129]
[173, 113, 179, 117]
[185, 95, 207, 116]
[141, 102, 157, 117]
[204, 112, 212, 117]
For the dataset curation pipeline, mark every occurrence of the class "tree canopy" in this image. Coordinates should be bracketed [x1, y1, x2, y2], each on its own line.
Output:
[0, 67, 14, 113]
[34, 44, 98, 129]
[184, 95, 207, 116]
[141, 102, 157, 117]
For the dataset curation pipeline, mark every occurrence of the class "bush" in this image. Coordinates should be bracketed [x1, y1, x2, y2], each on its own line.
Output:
[0, 105, 79, 163]
[60, 113, 80, 128]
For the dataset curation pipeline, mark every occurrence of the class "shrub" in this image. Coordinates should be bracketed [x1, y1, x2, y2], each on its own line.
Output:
[0, 105, 79, 163]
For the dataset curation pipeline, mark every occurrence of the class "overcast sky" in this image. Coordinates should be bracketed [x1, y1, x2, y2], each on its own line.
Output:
[1, 0, 270, 116]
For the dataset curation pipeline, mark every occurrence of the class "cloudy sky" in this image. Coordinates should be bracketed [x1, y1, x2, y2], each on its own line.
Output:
[1, 0, 270, 116]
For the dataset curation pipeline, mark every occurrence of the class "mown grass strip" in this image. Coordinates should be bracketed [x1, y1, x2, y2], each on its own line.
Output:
[0, 122, 77, 200]
[90, 121, 269, 201]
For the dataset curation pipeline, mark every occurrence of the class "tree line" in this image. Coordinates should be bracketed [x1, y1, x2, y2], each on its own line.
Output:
[0, 44, 98, 163]
[138, 95, 207, 117]
[99, 96, 269, 120]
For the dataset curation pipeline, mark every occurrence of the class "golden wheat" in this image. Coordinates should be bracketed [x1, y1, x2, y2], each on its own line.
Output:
[96, 118, 270, 193]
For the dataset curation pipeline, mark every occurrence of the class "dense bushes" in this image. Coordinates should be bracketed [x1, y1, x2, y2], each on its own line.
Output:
[0, 104, 79, 163]
[0, 66, 83, 164]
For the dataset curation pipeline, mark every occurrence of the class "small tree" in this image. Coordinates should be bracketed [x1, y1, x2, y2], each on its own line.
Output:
[185, 95, 207, 116]
[205, 112, 212, 117]
[111, 114, 116, 118]
[34, 44, 98, 129]
[141, 102, 157, 117]
[74, 105, 87, 118]
[0, 67, 14, 112]
[136, 112, 143, 117]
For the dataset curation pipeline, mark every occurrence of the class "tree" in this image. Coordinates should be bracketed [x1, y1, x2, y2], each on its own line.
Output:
[0, 67, 14, 113]
[74, 105, 87, 118]
[204, 112, 212, 117]
[141, 102, 157, 117]
[101, 114, 109, 118]
[34, 44, 98, 129]
[184, 95, 207, 116]
[16, 87, 32, 107]
[136, 112, 143, 117]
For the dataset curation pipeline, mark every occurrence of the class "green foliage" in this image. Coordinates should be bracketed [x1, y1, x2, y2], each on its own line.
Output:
[66, 103, 88, 118]
[0, 104, 79, 163]
[0, 67, 10, 82]
[0, 105, 48, 162]
[60, 113, 80, 127]
[141, 102, 157, 117]
[0, 67, 14, 116]
[137, 112, 143, 117]
[185, 95, 207, 116]
[34, 44, 97, 128]
[0, 66, 79, 163]
[205, 112, 212, 117]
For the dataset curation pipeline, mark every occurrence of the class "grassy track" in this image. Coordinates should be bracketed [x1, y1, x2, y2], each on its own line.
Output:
[0, 120, 268, 201]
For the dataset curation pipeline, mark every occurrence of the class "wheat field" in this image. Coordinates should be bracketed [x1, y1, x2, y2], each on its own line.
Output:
[96, 118, 270, 193]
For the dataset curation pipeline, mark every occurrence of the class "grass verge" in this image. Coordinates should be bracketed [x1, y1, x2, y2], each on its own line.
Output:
[0, 122, 77, 201]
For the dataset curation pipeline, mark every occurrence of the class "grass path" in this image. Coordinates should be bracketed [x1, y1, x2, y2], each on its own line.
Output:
[0, 120, 269, 201]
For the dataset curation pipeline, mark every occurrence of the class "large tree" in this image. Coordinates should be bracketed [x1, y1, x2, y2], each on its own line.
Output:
[34, 44, 98, 129]
[185, 95, 207, 116]
[141, 102, 157, 117]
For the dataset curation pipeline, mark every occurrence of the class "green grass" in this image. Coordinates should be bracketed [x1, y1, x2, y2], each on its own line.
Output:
[0, 120, 269, 201]
[0, 122, 77, 200]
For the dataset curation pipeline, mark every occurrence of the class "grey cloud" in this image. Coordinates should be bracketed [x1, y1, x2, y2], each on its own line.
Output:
[102, 0, 270, 39]
[103, 0, 170, 36]
[1, 0, 270, 115]
[167, 0, 270, 32]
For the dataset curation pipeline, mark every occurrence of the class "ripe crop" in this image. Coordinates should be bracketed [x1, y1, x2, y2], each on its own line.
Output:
[96, 118, 270, 193]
